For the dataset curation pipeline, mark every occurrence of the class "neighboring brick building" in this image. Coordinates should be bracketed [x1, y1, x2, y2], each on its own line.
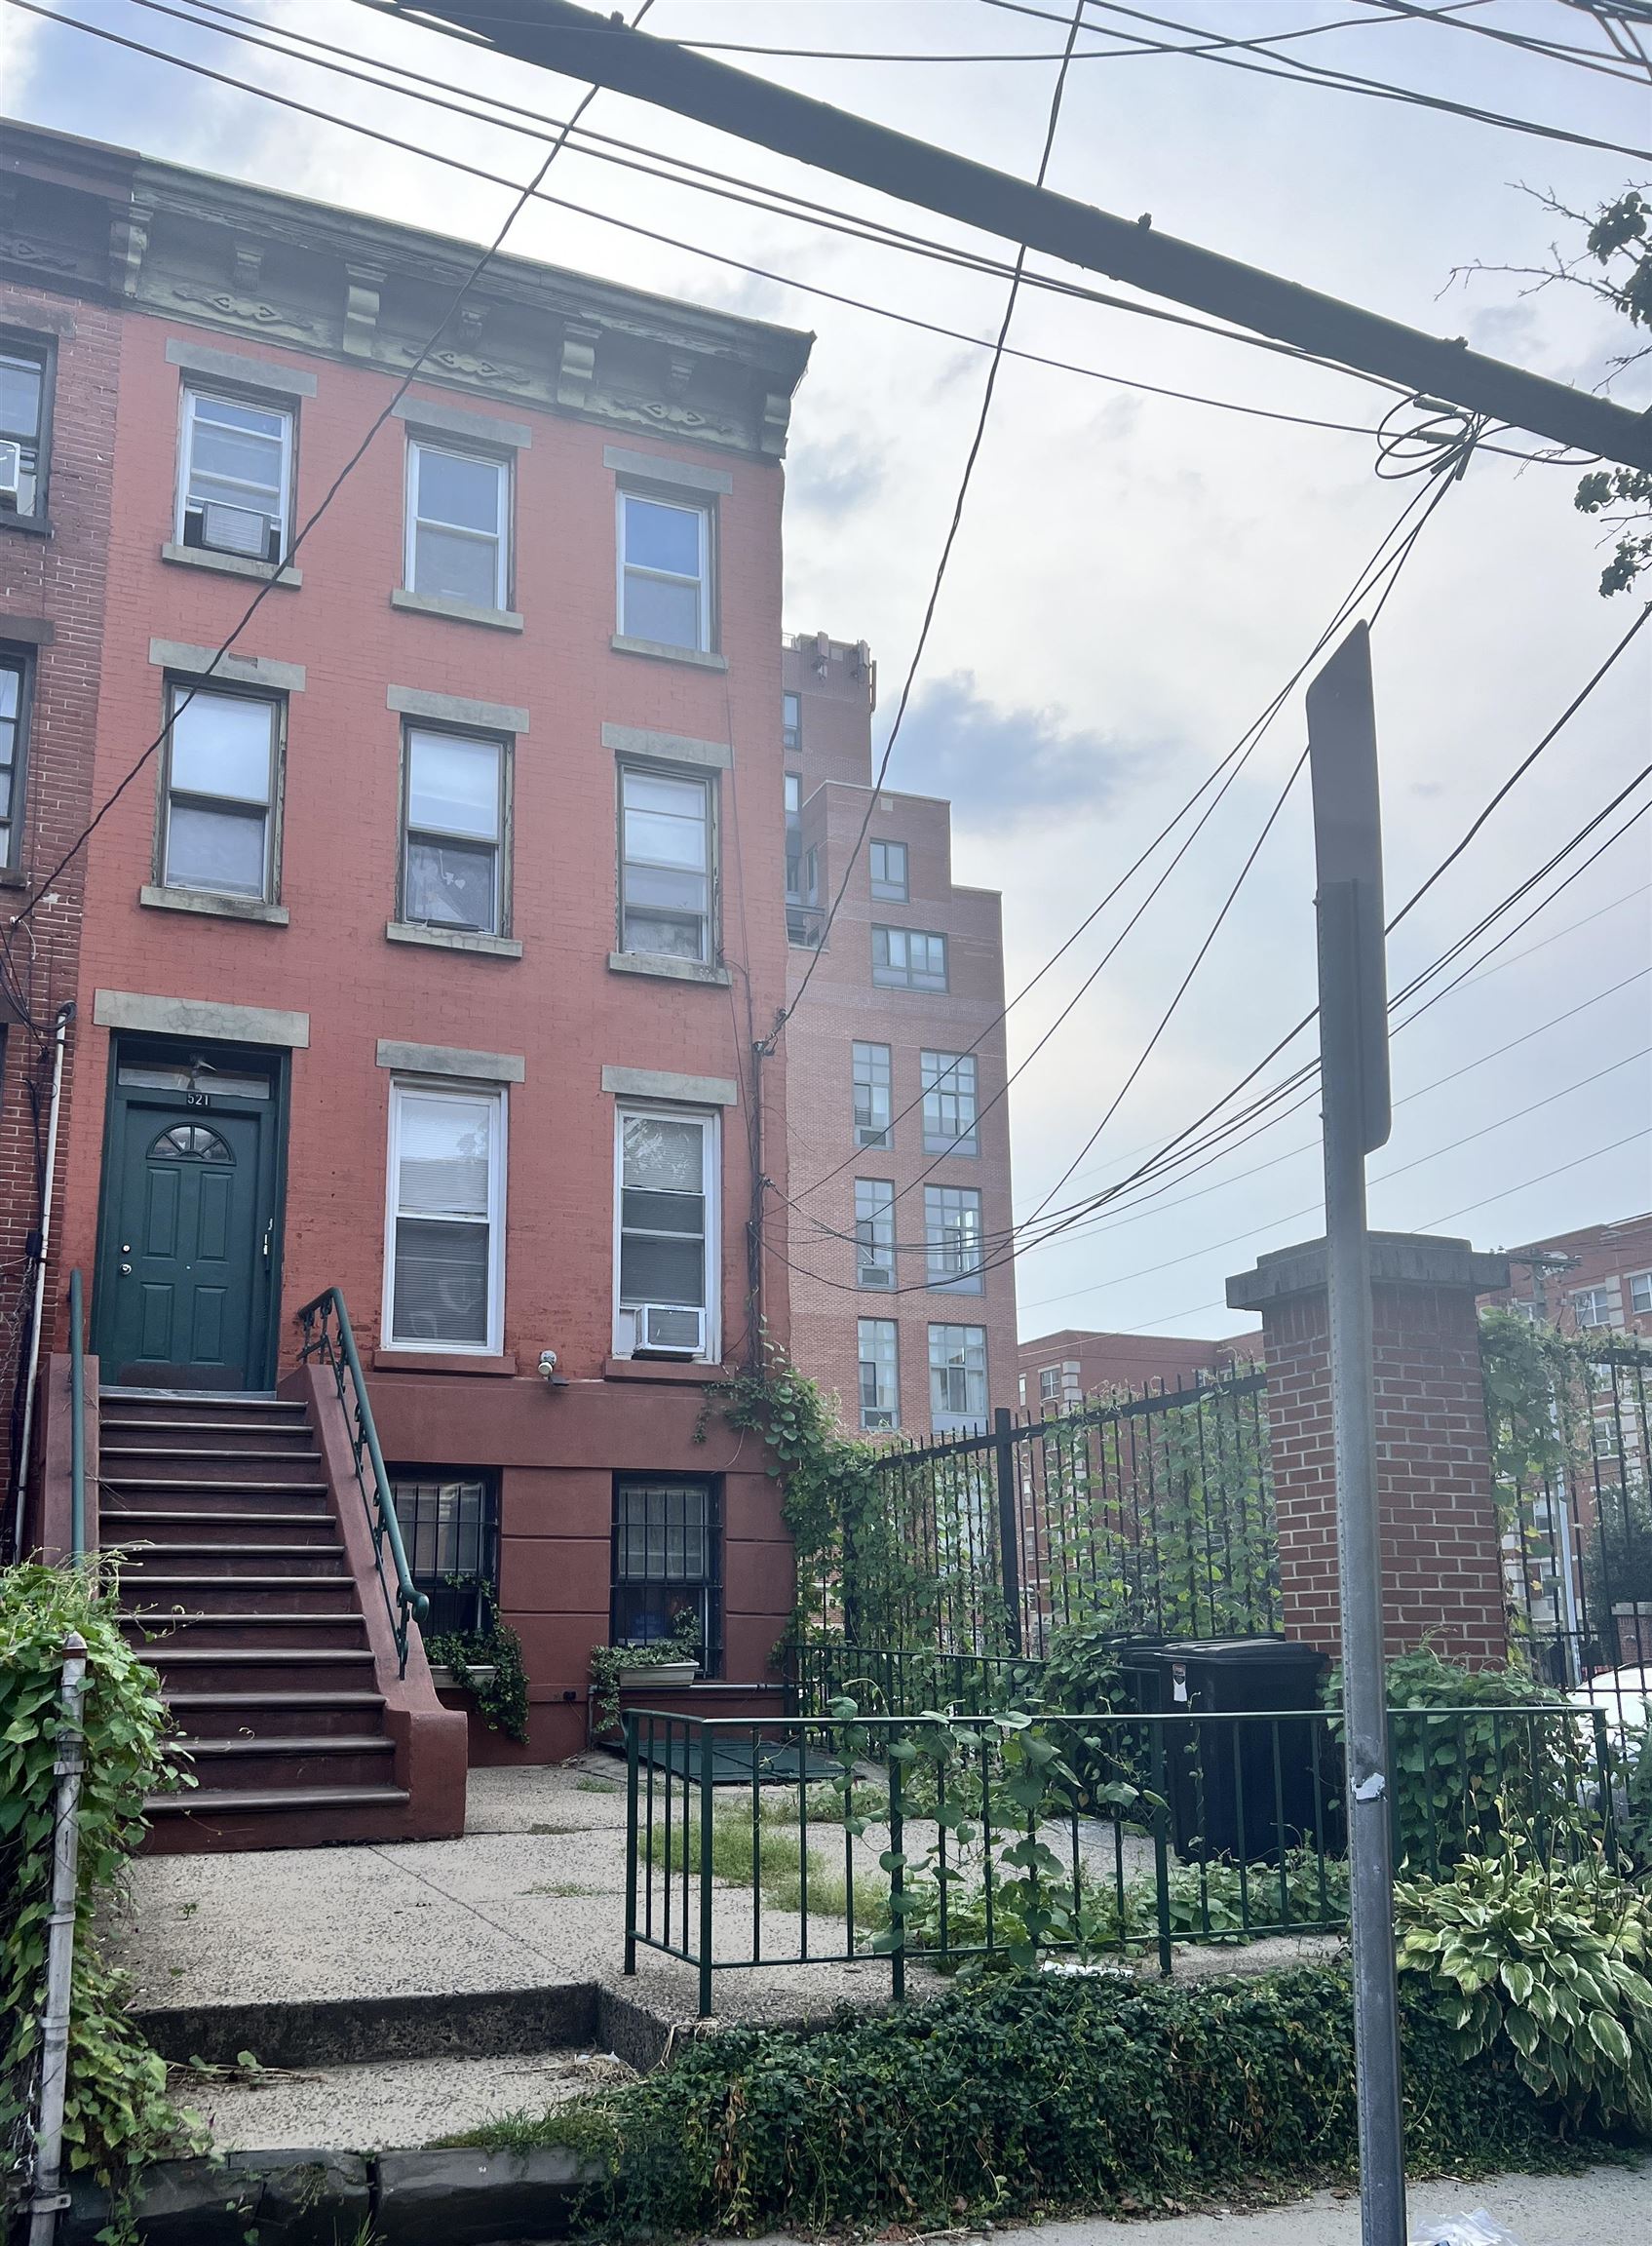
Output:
[10, 121, 811, 1768]
[779, 633, 1018, 1436]
[1478, 1209, 1652, 1339]
[1015, 1325, 1252, 1410]
[0, 130, 132, 1496]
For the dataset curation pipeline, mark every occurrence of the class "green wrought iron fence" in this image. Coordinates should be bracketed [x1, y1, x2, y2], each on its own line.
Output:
[623, 1700, 1616, 2016]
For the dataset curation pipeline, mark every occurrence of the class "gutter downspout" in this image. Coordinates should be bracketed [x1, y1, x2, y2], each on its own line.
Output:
[14, 1001, 75, 1561]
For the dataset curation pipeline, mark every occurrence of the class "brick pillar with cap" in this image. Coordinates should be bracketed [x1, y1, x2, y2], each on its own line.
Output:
[1225, 1232, 1511, 1668]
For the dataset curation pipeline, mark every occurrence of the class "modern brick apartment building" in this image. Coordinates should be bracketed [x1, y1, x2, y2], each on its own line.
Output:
[1015, 1325, 1250, 1410]
[1478, 1209, 1652, 1339]
[8, 120, 811, 1832]
[779, 633, 1018, 1436]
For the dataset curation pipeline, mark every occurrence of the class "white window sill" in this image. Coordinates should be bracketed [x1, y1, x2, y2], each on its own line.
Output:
[607, 949, 730, 987]
[386, 920, 522, 959]
[391, 588, 524, 633]
[160, 542, 301, 589]
[139, 884, 288, 926]
[611, 634, 728, 672]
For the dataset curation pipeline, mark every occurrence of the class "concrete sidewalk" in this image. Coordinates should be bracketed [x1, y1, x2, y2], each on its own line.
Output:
[949, 2162, 1651, 2243]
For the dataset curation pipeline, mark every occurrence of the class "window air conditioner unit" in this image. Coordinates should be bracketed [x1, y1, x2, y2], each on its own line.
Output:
[855, 1124, 888, 1149]
[858, 1262, 892, 1290]
[637, 1302, 705, 1356]
[0, 443, 19, 513]
[197, 500, 273, 559]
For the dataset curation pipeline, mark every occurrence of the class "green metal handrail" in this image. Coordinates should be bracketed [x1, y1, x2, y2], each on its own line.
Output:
[294, 1285, 428, 1675]
[67, 1267, 86, 1565]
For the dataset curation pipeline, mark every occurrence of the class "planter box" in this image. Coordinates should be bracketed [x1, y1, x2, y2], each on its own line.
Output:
[431, 1664, 497, 1691]
[618, 1661, 698, 1691]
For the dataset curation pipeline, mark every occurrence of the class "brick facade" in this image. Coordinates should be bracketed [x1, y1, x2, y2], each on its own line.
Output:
[1228, 1233, 1511, 1667]
[1479, 1209, 1652, 1340]
[0, 134, 132, 1476]
[1016, 1324, 1251, 1410]
[780, 636, 1018, 1435]
[7, 122, 811, 1758]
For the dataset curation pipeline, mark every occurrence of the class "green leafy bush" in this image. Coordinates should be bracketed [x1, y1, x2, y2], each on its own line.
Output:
[462, 1965, 1591, 2234]
[1397, 1855, 1652, 2134]
[425, 1583, 529, 1743]
[0, 1564, 203, 2216]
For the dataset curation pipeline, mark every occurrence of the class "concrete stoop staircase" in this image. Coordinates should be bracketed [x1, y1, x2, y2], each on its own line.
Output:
[103, 1386, 462, 1852]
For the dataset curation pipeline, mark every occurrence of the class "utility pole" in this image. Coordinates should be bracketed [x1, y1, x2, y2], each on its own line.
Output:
[378, 0, 1652, 469]
[1307, 624, 1404, 2246]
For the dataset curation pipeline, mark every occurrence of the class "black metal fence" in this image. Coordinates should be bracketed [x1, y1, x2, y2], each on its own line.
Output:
[623, 1701, 1620, 2017]
[838, 1370, 1277, 1662]
[1497, 1339, 1651, 1712]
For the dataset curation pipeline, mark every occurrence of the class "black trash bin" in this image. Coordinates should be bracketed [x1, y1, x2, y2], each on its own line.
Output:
[1122, 1637, 1325, 1863]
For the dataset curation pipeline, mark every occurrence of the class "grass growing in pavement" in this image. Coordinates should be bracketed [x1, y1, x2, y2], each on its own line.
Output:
[643, 1803, 889, 1927]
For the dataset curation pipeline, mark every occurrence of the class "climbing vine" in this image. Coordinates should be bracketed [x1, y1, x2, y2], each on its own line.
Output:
[424, 1582, 529, 1744]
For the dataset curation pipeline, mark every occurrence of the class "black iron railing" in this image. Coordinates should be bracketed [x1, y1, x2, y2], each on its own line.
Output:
[67, 1267, 86, 1565]
[295, 1286, 427, 1675]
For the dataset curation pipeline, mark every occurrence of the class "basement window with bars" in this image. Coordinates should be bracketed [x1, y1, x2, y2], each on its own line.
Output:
[391, 1469, 500, 1636]
[611, 1475, 720, 1671]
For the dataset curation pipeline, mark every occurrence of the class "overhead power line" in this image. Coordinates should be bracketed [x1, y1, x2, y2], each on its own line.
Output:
[1350, 0, 1650, 83]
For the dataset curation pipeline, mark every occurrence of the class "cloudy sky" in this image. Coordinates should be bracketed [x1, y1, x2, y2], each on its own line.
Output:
[7, 0, 1650, 1342]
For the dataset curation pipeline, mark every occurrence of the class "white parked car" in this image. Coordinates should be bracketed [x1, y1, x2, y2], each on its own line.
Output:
[1567, 1665, 1652, 1740]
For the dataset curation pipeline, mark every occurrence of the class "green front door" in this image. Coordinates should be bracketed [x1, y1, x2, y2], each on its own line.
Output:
[95, 1039, 286, 1389]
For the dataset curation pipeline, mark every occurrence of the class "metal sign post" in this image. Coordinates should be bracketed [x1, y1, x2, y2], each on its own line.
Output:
[1306, 623, 1404, 2246]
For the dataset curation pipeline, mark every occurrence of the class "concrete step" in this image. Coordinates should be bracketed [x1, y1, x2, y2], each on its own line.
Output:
[144, 1781, 411, 1819]
[163, 1689, 389, 1740]
[141, 1782, 415, 1854]
[101, 1417, 319, 1449]
[134, 1646, 378, 1694]
[101, 1446, 325, 1483]
[121, 1575, 360, 1615]
[101, 1478, 330, 1498]
[169, 1734, 397, 1791]
[103, 1513, 340, 1546]
[123, 1614, 369, 1655]
[117, 1536, 346, 1570]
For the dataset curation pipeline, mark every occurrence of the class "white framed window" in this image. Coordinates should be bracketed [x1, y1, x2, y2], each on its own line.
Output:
[858, 1319, 899, 1430]
[929, 1323, 987, 1431]
[177, 387, 292, 563]
[853, 1042, 893, 1148]
[401, 725, 508, 935]
[869, 838, 907, 902]
[1039, 1365, 1061, 1404]
[921, 1050, 979, 1155]
[619, 764, 714, 963]
[160, 683, 280, 901]
[782, 691, 801, 755]
[925, 1183, 983, 1292]
[614, 1105, 719, 1361]
[855, 1180, 896, 1289]
[405, 438, 510, 609]
[1572, 1284, 1620, 1332]
[1, 341, 50, 519]
[383, 1079, 506, 1354]
[617, 489, 712, 651]
[0, 655, 30, 871]
[1631, 1271, 1652, 1317]
[872, 924, 947, 991]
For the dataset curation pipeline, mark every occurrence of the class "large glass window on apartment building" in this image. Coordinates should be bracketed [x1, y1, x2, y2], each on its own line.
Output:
[619, 765, 713, 962]
[618, 490, 712, 651]
[869, 838, 907, 901]
[160, 683, 280, 902]
[924, 1184, 983, 1292]
[177, 386, 291, 563]
[615, 1106, 716, 1359]
[921, 1051, 978, 1155]
[401, 725, 509, 935]
[858, 1318, 900, 1430]
[405, 439, 510, 609]
[929, 1323, 987, 1431]
[872, 925, 947, 990]
[855, 1179, 896, 1290]
[853, 1042, 893, 1148]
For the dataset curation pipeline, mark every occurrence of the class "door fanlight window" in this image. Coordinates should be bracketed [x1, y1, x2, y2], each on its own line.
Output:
[151, 1124, 233, 1162]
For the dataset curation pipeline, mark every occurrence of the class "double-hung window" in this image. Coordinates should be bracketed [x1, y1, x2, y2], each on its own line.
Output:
[858, 1319, 900, 1430]
[619, 765, 713, 962]
[0, 655, 29, 870]
[160, 683, 279, 901]
[872, 925, 947, 991]
[921, 1051, 978, 1155]
[855, 1180, 896, 1290]
[853, 1041, 892, 1148]
[618, 490, 712, 651]
[869, 839, 907, 902]
[0, 343, 49, 521]
[402, 725, 508, 935]
[929, 1324, 987, 1431]
[612, 1475, 720, 1667]
[925, 1184, 983, 1292]
[784, 773, 803, 899]
[1573, 1285, 1619, 1332]
[177, 388, 291, 563]
[405, 438, 510, 609]
[616, 1106, 717, 1359]
[783, 691, 801, 754]
[1632, 1271, 1652, 1317]
[384, 1079, 506, 1353]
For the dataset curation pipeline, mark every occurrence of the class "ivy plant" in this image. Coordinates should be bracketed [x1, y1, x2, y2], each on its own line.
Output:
[0, 1563, 207, 2227]
[424, 1581, 529, 1744]
[589, 1609, 703, 1741]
